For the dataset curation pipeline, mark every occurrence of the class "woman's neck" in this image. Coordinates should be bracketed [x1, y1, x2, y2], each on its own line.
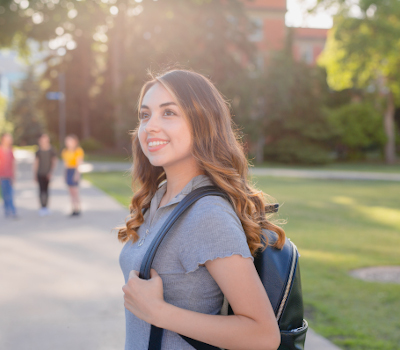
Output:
[161, 160, 204, 206]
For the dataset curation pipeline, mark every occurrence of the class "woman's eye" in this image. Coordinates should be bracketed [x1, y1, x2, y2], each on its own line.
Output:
[139, 112, 150, 120]
[164, 109, 176, 116]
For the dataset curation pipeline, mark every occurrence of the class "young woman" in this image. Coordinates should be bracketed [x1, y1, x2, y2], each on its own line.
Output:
[119, 70, 285, 350]
[33, 133, 57, 216]
[61, 134, 84, 216]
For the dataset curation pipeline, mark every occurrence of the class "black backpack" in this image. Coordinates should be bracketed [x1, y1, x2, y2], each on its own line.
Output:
[139, 186, 308, 350]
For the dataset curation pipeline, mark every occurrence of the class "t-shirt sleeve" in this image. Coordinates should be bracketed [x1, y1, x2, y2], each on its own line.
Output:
[77, 147, 84, 159]
[178, 196, 253, 274]
[35, 150, 39, 158]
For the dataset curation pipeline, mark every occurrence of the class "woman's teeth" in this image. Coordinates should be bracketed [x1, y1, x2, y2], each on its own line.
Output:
[148, 141, 169, 147]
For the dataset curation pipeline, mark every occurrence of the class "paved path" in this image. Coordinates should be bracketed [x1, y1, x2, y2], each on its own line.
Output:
[81, 161, 399, 181]
[0, 151, 341, 349]
[0, 151, 128, 350]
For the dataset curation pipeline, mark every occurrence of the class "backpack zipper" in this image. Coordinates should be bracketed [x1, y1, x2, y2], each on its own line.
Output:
[276, 241, 298, 321]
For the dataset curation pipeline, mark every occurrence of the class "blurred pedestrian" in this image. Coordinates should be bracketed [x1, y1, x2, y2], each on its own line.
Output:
[33, 133, 57, 216]
[61, 134, 84, 217]
[0, 133, 17, 219]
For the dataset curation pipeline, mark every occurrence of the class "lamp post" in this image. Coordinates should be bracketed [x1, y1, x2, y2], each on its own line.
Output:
[46, 72, 66, 150]
[58, 72, 66, 150]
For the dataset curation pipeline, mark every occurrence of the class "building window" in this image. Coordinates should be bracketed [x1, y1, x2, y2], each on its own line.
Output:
[248, 17, 264, 42]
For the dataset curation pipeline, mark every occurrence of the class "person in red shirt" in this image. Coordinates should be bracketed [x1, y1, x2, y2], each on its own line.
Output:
[0, 133, 17, 218]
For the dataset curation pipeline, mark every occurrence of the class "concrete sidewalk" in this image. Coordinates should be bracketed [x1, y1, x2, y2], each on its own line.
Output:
[0, 152, 128, 350]
[0, 151, 341, 349]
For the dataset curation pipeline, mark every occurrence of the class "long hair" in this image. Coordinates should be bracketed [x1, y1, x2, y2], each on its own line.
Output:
[118, 69, 285, 255]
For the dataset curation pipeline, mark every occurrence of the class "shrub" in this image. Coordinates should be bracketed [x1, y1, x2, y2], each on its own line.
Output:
[80, 137, 103, 152]
[327, 103, 386, 160]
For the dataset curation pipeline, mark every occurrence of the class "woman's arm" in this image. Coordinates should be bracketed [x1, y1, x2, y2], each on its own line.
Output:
[33, 156, 39, 181]
[123, 255, 281, 350]
[48, 154, 58, 180]
[73, 155, 83, 182]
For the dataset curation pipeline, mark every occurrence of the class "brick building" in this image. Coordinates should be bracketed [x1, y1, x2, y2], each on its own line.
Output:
[242, 0, 328, 68]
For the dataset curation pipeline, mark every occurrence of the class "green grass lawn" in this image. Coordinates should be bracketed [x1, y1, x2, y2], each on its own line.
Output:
[84, 172, 400, 350]
[84, 152, 132, 163]
[82, 152, 400, 173]
[253, 161, 400, 174]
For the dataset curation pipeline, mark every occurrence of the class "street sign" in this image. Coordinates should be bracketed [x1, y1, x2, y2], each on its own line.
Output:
[46, 91, 64, 100]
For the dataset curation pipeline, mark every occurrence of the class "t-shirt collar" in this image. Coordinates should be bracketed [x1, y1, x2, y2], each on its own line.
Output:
[151, 174, 213, 213]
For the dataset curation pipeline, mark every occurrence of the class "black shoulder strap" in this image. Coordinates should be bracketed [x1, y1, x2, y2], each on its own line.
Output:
[139, 185, 227, 350]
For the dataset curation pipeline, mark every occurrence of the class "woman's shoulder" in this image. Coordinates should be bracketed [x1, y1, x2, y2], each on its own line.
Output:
[180, 192, 244, 235]
[176, 191, 252, 273]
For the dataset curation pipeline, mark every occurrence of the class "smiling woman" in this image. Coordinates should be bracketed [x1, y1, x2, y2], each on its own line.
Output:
[117, 69, 285, 350]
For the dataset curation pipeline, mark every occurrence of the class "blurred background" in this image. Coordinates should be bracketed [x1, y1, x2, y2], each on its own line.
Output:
[0, 0, 399, 350]
[1, 0, 399, 164]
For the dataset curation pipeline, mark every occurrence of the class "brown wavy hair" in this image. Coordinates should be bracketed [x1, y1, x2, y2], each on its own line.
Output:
[118, 69, 285, 255]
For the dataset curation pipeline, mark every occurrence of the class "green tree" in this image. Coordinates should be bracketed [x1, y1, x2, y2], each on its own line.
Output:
[318, 0, 400, 163]
[8, 68, 44, 145]
[328, 102, 386, 159]
[1, 0, 255, 149]
[239, 48, 335, 164]
[0, 94, 13, 134]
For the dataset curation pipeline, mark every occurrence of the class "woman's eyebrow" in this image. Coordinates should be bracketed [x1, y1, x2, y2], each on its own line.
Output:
[140, 102, 177, 110]
[160, 102, 177, 108]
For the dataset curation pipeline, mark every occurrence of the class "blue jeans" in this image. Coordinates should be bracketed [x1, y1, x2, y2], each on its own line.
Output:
[1, 178, 16, 217]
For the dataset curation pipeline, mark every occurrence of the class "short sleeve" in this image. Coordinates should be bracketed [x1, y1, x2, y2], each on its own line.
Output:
[35, 150, 39, 158]
[177, 196, 253, 274]
[77, 147, 84, 159]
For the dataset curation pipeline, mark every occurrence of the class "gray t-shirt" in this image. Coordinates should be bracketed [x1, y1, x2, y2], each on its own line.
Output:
[119, 175, 253, 350]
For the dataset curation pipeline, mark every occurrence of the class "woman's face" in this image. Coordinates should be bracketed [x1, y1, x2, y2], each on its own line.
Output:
[39, 135, 50, 149]
[65, 136, 77, 149]
[138, 83, 193, 170]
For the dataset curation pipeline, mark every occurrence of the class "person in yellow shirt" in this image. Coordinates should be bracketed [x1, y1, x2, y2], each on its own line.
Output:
[61, 134, 84, 216]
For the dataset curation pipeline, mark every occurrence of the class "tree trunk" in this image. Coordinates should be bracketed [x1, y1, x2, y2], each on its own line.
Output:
[384, 92, 396, 164]
[255, 135, 265, 164]
[80, 36, 91, 140]
[110, 14, 124, 150]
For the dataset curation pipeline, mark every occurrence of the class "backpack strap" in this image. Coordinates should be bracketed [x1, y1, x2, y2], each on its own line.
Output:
[139, 185, 227, 350]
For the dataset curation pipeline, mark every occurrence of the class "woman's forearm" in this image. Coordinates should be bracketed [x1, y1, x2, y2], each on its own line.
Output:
[154, 302, 280, 350]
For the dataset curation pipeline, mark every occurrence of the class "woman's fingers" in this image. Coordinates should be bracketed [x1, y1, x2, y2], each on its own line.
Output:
[150, 268, 159, 278]
[129, 270, 140, 280]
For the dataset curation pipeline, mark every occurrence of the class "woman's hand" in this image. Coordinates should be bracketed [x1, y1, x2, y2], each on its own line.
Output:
[122, 269, 165, 325]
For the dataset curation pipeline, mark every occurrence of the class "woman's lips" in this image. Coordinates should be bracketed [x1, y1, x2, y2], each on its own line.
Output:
[148, 141, 169, 152]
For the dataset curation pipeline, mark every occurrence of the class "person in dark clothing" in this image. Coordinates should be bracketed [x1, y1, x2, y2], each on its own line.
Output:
[33, 134, 57, 216]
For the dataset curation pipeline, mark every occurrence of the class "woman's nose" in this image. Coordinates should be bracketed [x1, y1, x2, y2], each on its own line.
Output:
[144, 114, 161, 133]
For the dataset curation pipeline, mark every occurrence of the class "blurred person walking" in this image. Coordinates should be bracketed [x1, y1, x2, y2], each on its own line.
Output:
[0, 133, 17, 219]
[33, 133, 57, 216]
[61, 134, 84, 217]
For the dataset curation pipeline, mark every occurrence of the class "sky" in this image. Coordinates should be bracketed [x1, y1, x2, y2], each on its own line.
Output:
[286, 0, 335, 28]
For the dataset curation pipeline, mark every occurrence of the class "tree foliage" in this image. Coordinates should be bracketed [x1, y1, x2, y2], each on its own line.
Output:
[8, 68, 44, 145]
[260, 51, 335, 164]
[328, 102, 386, 159]
[318, 0, 400, 163]
[1, 0, 255, 149]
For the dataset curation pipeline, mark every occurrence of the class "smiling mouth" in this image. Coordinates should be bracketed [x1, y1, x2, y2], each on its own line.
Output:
[148, 141, 169, 147]
[147, 141, 169, 151]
